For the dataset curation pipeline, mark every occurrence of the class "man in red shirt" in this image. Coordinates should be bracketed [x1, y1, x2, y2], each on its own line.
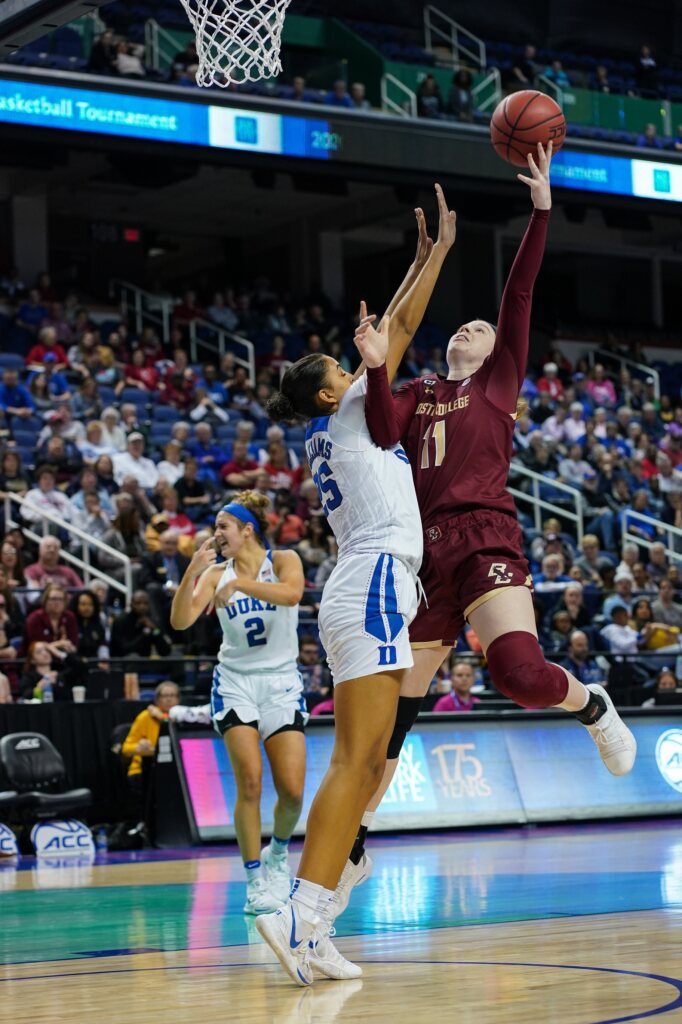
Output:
[220, 439, 260, 489]
[432, 661, 480, 712]
[24, 536, 84, 591]
[25, 326, 69, 370]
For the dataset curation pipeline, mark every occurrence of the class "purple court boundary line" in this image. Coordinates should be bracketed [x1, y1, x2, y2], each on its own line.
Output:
[6, 818, 682, 871]
[1, 958, 681, 1023]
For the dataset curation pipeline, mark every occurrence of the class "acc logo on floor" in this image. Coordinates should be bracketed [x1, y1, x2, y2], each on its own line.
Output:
[31, 819, 95, 857]
[655, 729, 682, 793]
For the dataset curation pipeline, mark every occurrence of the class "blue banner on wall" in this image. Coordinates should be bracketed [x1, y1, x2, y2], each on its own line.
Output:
[176, 714, 682, 840]
[0, 77, 331, 159]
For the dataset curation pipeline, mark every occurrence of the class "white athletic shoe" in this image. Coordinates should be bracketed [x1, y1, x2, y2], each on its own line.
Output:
[583, 684, 637, 776]
[255, 902, 315, 986]
[243, 876, 285, 916]
[308, 930, 363, 980]
[261, 843, 291, 903]
[331, 852, 373, 919]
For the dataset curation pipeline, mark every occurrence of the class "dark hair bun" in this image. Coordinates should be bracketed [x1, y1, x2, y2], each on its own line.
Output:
[267, 391, 297, 423]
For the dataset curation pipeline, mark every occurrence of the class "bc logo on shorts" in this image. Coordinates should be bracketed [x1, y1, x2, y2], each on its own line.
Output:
[488, 562, 514, 585]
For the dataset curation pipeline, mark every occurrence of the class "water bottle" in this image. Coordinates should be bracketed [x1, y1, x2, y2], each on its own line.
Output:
[94, 827, 108, 852]
[42, 680, 54, 703]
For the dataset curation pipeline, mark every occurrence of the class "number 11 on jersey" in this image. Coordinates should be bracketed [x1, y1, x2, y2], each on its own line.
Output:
[421, 420, 446, 469]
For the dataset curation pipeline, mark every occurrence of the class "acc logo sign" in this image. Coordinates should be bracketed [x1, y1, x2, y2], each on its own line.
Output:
[31, 819, 95, 857]
[0, 822, 19, 857]
[656, 729, 682, 793]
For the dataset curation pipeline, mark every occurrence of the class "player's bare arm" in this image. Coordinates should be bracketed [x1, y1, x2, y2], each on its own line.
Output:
[359, 184, 456, 381]
[169, 538, 221, 629]
[352, 205, 432, 381]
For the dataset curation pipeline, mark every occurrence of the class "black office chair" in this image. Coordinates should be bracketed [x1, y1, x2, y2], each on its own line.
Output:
[0, 733, 92, 821]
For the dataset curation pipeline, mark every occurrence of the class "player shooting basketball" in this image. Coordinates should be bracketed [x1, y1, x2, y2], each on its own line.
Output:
[335, 142, 637, 905]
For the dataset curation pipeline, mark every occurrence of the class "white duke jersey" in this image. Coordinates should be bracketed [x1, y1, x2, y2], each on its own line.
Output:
[215, 554, 299, 674]
[305, 373, 423, 571]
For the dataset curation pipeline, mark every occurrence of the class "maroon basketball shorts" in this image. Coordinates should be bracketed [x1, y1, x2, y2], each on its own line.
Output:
[410, 508, 532, 648]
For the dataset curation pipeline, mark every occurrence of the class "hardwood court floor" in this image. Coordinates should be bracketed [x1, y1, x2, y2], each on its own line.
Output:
[2, 821, 682, 1024]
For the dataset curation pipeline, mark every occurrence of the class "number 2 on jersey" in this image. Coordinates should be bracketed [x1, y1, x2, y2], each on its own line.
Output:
[421, 420, 446, 469]
[244, 617, 267, 647]
[313, 460, 343, 513]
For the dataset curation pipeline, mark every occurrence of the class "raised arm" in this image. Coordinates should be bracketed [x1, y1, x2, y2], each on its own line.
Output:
[353, 185, 455, 383]
[383, 184, 456, 381]
[479, 142, 552, 413]
[383, 207, 433, 319]
[352, 207, 432, 382]
[170, 538, 220, 630]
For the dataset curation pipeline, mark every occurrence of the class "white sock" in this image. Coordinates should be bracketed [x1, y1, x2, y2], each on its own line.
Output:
[290, 876, 325, 925]
[316, 886, 336, 926]
[361, 810, 375, 829]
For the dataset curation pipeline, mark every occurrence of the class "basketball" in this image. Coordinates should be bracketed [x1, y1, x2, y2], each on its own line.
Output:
[490, 90, 566, 167]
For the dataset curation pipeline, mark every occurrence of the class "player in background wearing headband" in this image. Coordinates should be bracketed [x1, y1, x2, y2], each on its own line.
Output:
[170, 491, 310, 918]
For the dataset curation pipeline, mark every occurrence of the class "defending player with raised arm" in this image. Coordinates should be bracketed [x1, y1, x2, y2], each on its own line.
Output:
[252, 192, 457, 988]
[170, 493, 308, 917]
[341, 142, 636, 899]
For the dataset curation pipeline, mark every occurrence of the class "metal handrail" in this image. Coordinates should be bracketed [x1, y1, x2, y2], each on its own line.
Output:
[584, 345, 660, 401]
[535, 73, 563, 107]
[187, 319, 256, 383]
[111, 279, 256, 383]
[3, 493, 133, 605]
[507, 461, 584, 541]
[423, 4, 486, 70]
[471, 66, 501, 113]
[144, 19, 183, 72]
[381, 73, 417, 118]
[620, 509, 682, 563]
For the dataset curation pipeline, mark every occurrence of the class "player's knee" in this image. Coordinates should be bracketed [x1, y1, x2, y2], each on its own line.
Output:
[386, 696, 424, 759]
[237, 774, 262, 803]
[486, 630, 568, 708]
[276, 784, 303, 814]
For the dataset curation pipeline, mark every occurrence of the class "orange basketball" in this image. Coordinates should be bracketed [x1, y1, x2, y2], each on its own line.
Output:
[490, 90, 566, 167]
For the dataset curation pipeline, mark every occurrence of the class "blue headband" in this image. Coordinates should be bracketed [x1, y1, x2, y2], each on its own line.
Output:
[220, 503, 270, 551]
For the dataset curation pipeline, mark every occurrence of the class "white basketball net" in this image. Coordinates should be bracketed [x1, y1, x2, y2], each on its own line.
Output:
[178, 0, 291, 87]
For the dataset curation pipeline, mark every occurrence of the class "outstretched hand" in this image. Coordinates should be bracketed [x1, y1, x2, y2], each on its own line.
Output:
[411, 207, 433, 273]
[434, 183, 457, 249]
[517, 141, 552, 210]
[354, 300, 389, 368]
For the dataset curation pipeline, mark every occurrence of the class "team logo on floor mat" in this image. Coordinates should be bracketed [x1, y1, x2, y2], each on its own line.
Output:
[31, 819, 95, 857]
[655, 729, 682, 793]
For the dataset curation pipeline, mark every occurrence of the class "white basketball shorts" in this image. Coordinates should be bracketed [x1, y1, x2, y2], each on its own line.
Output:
[210, 666, 308, 740]
[318, 552, 418, 685]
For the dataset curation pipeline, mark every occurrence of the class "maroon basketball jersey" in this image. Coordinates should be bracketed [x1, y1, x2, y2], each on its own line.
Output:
[398, 373, 517, 528]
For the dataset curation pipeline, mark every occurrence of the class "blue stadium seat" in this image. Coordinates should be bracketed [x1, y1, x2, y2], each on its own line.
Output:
[0, 353, 25, 370]
[216, 424, 238, 440]
[120, 388, 150, 406]
[152, 406, 179, 422]
[11, 430, 39, 447]
[98, 386, 116, 406]
[22, 416, 44, 433]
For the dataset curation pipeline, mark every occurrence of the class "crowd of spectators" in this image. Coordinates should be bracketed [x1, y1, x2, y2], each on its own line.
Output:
[1, 267, 682, 712]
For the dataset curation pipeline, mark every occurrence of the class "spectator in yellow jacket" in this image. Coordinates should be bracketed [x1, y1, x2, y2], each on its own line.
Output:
[122, 681, 180, 776]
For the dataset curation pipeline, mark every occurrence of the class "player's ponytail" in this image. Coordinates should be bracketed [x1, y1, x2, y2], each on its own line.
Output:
[266, 354, 330, 423]
[515, 396, 529, 419]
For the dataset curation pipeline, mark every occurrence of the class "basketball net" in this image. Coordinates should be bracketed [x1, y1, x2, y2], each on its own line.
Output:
[178, 0, 291, 88]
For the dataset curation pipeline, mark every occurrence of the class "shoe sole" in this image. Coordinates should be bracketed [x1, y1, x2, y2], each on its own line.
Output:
[255, 916, 313, 987]
[310, 955, 363, 980]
